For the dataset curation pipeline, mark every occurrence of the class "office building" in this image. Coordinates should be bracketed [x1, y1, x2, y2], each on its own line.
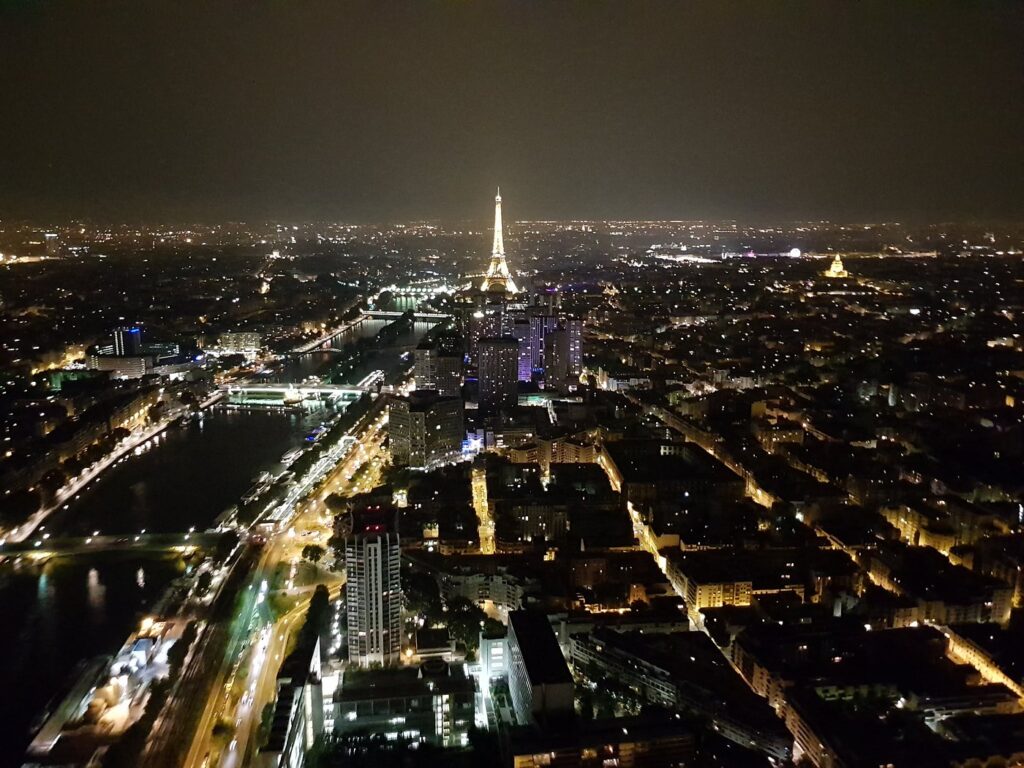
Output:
[44, 233, 59, 257]
[113, 326, 143, 356]
[478, 336, 519, 414]
[345, 509, 402, 666]
[88, 354, 149, 380]
[479, 627, 508, 690]
[388, 390, 464, 469]
[507, 611, 574, 726]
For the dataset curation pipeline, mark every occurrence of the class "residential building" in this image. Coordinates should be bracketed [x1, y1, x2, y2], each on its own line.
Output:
[414, 337, 464, 397]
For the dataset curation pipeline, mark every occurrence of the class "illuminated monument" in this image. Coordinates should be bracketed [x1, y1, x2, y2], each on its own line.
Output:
[824, 254, 849, 279]
[480, 188, 519, 294]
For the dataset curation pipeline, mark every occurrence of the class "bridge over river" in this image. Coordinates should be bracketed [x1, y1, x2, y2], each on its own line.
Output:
[0, 531, 225, 561]
[292, 310, 449, 353]
[221, 381, 372, 406]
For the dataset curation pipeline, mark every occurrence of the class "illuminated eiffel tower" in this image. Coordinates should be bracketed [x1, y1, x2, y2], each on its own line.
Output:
[480, 188, 519, 294]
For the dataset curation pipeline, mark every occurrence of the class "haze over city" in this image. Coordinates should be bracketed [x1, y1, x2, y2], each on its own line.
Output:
[2, 1, 1023, 222]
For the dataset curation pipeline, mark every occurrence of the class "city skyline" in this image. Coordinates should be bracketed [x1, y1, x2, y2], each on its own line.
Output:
[2, 4, 1024, 768]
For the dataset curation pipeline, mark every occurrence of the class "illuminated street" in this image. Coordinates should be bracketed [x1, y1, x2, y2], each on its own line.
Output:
[471, 465, 495, 555]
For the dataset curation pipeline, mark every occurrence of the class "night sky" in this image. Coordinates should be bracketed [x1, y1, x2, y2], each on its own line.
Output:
[1, 1, 1022, 223]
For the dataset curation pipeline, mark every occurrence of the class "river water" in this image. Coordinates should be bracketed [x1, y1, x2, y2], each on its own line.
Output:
[42, 407, 329, 537]
[278, 317, 434, 384]
[2, 314, 434, 762]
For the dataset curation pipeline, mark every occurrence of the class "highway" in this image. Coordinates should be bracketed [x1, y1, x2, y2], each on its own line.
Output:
[179, 540, 282, 768]
[179, 399, 388, 768]
[229, 580, 344, 768]
[144, 539, 262, 768]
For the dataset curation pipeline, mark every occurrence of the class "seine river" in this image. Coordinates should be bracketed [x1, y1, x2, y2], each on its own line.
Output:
[2, 314, 433, 762]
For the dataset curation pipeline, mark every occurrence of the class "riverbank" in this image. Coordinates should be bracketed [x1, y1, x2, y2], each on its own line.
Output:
[7, 392, 226, 545]
[0, 554, 186, 767]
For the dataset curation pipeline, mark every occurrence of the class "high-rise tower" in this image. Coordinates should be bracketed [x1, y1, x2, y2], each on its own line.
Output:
[346, 508, 402, 666]
[481, 188, 519, 294]
[477, 335, 520, 414]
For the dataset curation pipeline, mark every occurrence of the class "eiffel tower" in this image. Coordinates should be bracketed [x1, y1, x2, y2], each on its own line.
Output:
[480, 188, 519, 294]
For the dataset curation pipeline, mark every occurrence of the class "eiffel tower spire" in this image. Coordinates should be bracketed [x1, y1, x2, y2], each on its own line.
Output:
[492, 187, 504, 257]
[481, 188, 518, 294]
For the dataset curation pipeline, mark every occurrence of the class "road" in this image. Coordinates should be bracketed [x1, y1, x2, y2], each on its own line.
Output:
[144, 541, 261, 767]
[0, 530, 219, 559]
[292, 302, 367, 353]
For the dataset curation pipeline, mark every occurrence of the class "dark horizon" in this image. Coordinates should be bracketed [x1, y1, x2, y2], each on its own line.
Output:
[2, 1, 1023, 224]
[7, 213, 1024, 230]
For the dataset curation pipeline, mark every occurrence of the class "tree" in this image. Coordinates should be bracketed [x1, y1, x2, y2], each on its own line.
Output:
[211, 719, 233, 737]
[482, 617, 504, 638]
[467, 725, 499, 755]
[324, 493, 350, 514]
[403, 566, 443, 624]
[445, 596, 487, 651]
[195, 570, 213, 596]
[256, 702, 275, 748]
[301, 544, 325, 564]
[0, 488, 41, 526]
[214, 530, 241, 562]
[327, 532, 347, 563]
[39, 467, 68, 501]
[167, 621, 197, 674]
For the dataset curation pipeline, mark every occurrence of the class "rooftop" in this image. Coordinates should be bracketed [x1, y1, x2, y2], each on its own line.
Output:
[509, 610, 573, 686]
